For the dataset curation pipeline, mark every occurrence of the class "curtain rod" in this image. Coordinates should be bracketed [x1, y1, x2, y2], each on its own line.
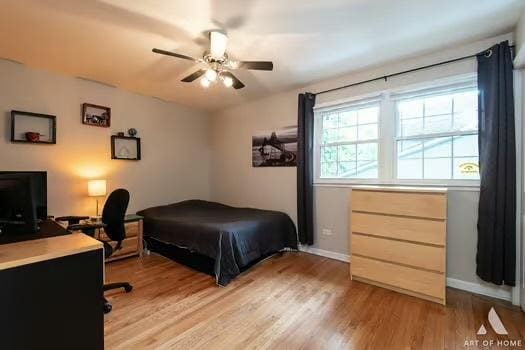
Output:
[313, 45, 515, 96]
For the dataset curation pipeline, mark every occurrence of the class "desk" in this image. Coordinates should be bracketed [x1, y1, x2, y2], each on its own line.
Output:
[0, 219, 70, 244]
[0, 232, 104, 350]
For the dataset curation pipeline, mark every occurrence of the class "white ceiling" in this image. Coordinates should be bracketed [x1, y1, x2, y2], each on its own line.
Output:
[0, 0, 523, 111]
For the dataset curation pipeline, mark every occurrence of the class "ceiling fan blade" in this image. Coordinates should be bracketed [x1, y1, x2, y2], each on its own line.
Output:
[237, 61, 274, 71]
[222, 72, 245, 89]
[181, 69, 206, 82]
[152, 48, 197, 62]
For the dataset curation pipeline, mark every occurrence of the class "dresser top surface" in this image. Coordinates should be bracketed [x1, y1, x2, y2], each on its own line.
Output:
[351, 185, 448, 194]
[0, 233, 103, 271]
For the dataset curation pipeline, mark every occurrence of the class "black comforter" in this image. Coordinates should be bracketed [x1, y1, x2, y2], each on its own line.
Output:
[137, 200, 298, 286]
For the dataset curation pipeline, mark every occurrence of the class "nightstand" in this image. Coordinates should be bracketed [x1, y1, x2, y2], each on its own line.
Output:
[96, 214, 143, 262]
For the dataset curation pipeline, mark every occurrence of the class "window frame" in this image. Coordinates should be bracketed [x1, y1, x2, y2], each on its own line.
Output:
[313, 74, 480, 187]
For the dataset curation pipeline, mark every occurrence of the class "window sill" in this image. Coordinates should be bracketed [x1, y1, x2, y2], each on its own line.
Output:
[313, 181, 480, 192]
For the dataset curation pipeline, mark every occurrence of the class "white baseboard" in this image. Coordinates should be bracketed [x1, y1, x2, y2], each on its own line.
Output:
[446, 277, 513, 302]
[298, 246, 512, 302]
[298, 245, 350, 262]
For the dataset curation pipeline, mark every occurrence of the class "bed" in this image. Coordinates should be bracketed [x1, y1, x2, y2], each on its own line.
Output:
[136, 200, 298, 286]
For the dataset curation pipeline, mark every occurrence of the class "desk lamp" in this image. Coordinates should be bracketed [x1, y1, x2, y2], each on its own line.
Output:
[88, 179, 106, 218]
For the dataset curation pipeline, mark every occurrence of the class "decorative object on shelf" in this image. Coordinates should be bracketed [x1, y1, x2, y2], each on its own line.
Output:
[127, 128, 137, 137]
[116, 132, 125, 136]
[11, 110, 56, 144]
[82, 103, 111, 127]
[111, 135, 141, 161]
[252, 126, 298, 167]
[87, 179, 107, 218]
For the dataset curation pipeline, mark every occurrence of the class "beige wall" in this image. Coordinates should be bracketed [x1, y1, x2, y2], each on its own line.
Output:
[0, 59, 210, 217]
[211, 34, 514, 295]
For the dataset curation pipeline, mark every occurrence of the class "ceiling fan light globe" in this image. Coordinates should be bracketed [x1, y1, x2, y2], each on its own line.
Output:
[200, 77, 211, 88]
[210, 31, 228, 58]
[205, 68, 218, 82]
[223, 76, 234, 88]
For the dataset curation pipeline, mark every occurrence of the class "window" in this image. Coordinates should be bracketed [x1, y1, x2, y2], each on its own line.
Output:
[396, 89, 479, 180]
[319, 103, 379, 179]
[314, 77, 480, 185]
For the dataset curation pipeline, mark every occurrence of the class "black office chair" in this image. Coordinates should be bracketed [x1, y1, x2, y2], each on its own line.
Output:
[56, 189, 133, 314]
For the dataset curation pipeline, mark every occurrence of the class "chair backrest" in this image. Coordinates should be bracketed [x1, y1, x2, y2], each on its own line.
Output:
[101, 189, 130, 243]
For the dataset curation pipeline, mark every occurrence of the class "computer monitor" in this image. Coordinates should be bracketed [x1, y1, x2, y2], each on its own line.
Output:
[0, 172, 47, 235]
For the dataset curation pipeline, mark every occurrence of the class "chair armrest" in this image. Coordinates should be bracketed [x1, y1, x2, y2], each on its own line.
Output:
[55, 216, 90, 225]
[68, 223, 107, 231]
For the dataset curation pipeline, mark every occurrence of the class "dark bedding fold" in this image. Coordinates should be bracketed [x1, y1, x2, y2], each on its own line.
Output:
[137, 200, 298, 285]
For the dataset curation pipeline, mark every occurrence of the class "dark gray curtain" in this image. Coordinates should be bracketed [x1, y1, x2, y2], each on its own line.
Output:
[476, 41, 516, 286]
[297, 93, 316, 245]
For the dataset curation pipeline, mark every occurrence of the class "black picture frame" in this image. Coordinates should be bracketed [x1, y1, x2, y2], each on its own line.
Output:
[10, 110, 57, 144]
[82, 103, 111, 128]
[111, 135, 141, 161]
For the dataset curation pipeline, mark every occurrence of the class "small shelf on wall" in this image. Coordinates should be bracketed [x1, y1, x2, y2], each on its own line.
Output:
[10, 110, 57, 144]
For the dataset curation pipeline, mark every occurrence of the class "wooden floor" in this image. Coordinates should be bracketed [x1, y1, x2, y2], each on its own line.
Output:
[104, 252, 525, 349]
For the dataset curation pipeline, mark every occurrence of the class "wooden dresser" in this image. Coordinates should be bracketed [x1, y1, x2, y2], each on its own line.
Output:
[350, 186, 447, 304]
[96, 214, 143, 262]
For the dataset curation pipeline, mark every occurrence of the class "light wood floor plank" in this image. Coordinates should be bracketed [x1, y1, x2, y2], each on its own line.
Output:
[104, 253, 525, 349]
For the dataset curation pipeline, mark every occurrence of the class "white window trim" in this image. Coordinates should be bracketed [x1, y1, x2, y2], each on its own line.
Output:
[314, 74, 481, 187]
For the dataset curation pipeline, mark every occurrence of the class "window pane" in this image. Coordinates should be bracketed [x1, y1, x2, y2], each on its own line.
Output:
[321, 146, 337, 162]
[338, 161, 356, 176]
[453, 134, 478, 157]
[322, 128, 338, 144]
[338, 144, 356, 161]
[424, 114, 452, 134]
[358, 107, 379, 124]
[399, 118, 423, 137]
[424, 158, 451, 179]
[424, 95, 452, 116]
[358, 123, 378, 141]
[321, 162, 337, 177]
[398, 100, 423, 119]
[357, 143, 378, 161]
[398, 140, 422, 159]
[323, 114, 338, 129]
[356, 161, 378, 178]
[398, 159, 422, 179]
[424, 137, 452, 158]
[453, 91, 478, 130]
[338, 126, 357, 142]
[339, 111, 357, 127]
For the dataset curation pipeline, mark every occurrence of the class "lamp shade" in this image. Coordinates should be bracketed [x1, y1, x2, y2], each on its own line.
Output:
[88, 179, 107, 197]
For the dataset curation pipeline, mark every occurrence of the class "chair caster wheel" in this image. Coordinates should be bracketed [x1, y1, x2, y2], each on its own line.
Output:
[124, 285, 133, 293]
[104, 302, 112, 314]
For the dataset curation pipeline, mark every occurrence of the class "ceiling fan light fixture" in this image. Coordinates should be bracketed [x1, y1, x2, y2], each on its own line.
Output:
[200, 77, 211, 88]
[210, 31, 228, 58]
[205, 68, 218, 82]
[222, 75, 233, 88]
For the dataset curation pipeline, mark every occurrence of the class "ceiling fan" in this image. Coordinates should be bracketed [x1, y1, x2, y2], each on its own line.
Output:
[152, 31, 273, 90]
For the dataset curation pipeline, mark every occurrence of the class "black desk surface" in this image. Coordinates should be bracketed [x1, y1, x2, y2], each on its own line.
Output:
[0, 219, 70, 245]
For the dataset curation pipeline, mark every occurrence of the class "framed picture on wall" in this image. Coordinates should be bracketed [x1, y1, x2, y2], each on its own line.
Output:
[252, 126, 298, 167]
[10, 110, 57, 144]
[111, 135, 141, 160]
[82, 103, 111, 127]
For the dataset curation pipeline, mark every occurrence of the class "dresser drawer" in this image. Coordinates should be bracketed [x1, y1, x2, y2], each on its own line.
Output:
[352, 234, 445, 272]
[351, 255, 444, 300]
[351, 212, 446, 246]
[352, 189, 447, 219]
[105, 236, 138, 261]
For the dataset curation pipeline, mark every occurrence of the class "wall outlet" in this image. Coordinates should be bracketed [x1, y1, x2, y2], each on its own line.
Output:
[321, 228, 333, 236]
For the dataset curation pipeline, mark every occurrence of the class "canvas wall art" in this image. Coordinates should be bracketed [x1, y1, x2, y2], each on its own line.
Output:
[252, 126, 298, 167]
